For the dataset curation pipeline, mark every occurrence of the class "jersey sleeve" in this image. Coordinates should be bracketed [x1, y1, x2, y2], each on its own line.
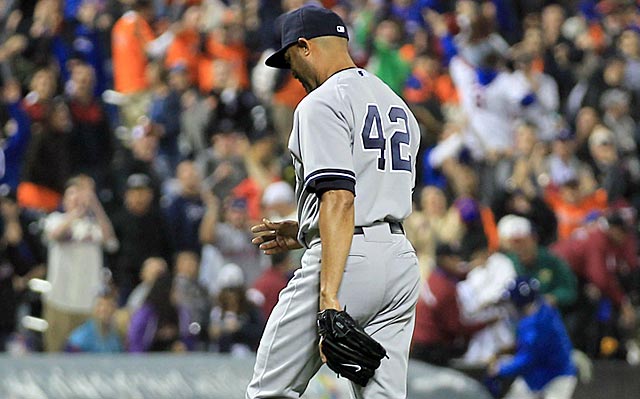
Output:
[296, 97, 356, 196]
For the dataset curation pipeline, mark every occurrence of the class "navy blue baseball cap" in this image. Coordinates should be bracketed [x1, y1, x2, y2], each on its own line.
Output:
[265, 6, 349, 69]
[505, 277, 540, 308]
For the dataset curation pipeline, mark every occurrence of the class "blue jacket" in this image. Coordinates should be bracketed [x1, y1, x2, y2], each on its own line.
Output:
[0, 102, 31, 191]
[497, 302, 576, 391]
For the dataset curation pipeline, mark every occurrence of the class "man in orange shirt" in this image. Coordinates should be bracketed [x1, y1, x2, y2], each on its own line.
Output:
[544, 174, 608, 240]
[165, 6, 202, 85]
[111, 0, 178, 126]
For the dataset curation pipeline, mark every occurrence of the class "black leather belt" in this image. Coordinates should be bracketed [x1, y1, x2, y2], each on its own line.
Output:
[354, 222, 404, 235]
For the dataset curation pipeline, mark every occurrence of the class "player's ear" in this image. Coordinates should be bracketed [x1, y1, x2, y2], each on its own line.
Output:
[297, 38, 310, 55]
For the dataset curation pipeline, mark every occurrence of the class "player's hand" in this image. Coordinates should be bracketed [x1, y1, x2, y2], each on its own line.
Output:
[318, 297, 342, 362]
[318, 336, 327, 363]
[251, 218, 303, 254]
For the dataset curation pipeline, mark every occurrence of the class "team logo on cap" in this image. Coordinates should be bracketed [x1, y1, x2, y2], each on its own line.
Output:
[337, 26, 345, 33]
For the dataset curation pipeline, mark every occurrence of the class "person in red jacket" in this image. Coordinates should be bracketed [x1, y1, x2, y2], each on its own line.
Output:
[249, 252, 293, 322]
[411, 243, 487, 366]
[551, 212, 638, 357]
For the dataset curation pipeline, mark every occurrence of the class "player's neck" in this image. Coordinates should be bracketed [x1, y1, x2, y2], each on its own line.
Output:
[317, 56, 357, 86]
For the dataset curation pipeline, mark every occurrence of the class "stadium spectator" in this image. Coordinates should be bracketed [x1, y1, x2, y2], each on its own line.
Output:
[494, 189, 558, 247]
[586, 125, 637, 204]
[617, 28, 640, 91]
[544, 128, 592, 189]
[0, 193, 45, 351]
[18, 99, 73, 213]
[66, 62, 113, 191]
[200, 195, 262, 285]
[580, 57, 638, 121]
[143, 62, 173, 177]
[111, 0, 177, 126]
[405, 185, 464, 277]
[59, 0, 112, 95]
[511, 46, 561, 141]
[238, 129, 281, 222]
[163, 160, 207, 253]
[0, 81, 31, 193]
[208, 263, 263, 356]
[249, 252, 293, 322]
[66, 290, 123, 353]
[22, 68, 57, 124]
[42, 176, 117, 351]
[172, 251, 210, 342]
[491, 130, 559, 246]
[573, 106, 601, 160]
[497, 215, 577, 312]
[551, 212, 638, 358]
[110, 174, 170, 303]
[111, 118, 163, 203]
[411, 243, 487, 366]
[366, 19, 412, 95]
[128, 274, 194, 352]
[202, 10, 250, 91]
[261, 181, 296, 222]
[196, 119, 249, 202]
[457, 231, 517, 364]
[259, 181, 302, 267]
[164, 6, 202, 85]
[487, 277, 577, 399]
[126, 257, 168, 313]
[543, 166, 607, 240]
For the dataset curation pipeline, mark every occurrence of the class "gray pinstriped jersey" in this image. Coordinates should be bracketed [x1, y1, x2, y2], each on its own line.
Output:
[288, 68, 421, 245]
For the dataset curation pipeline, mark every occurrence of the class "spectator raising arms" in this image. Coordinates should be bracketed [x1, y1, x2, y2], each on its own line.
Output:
[42, 176, 117, 351]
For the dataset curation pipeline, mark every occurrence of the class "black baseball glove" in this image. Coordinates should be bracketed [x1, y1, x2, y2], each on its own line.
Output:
[317, 309, 387, 387]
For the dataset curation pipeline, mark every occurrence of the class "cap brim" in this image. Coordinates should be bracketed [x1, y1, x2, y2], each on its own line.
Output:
[265, 45, 293, 69]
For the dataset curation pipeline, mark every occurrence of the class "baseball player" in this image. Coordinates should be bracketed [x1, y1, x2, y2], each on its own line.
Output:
[247, 5, 421, 399]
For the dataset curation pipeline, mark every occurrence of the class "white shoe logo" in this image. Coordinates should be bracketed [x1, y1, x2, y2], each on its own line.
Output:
[343, 363, 362, 372]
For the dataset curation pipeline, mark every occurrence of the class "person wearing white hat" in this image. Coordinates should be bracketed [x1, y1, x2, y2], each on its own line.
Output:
[261, 181, 296, 222]
[498, 215, 577, 312]
[208, 263, 264, 356]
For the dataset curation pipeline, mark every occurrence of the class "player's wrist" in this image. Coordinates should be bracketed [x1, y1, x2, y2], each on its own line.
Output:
[319, 293, 340, 311]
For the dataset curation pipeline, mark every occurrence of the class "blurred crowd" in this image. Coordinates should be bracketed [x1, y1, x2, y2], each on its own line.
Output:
[0, 0, 639, 387]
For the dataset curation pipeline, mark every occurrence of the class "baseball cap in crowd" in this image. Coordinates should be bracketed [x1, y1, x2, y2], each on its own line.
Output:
[217, 263, 245, 289]
[262, 181, 295, 207]
[589, 127, 615, 148]
[265, 6, 349, 69]
[126, 173, 151, 190]
[497, 215, 533, 240]
[505, 277, 540, 308]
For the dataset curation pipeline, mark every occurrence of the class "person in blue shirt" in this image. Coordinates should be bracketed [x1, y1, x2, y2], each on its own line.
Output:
[66, 291, 123, 353]
[1, 81, 31, 193]
[487, 277, 577, 399]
